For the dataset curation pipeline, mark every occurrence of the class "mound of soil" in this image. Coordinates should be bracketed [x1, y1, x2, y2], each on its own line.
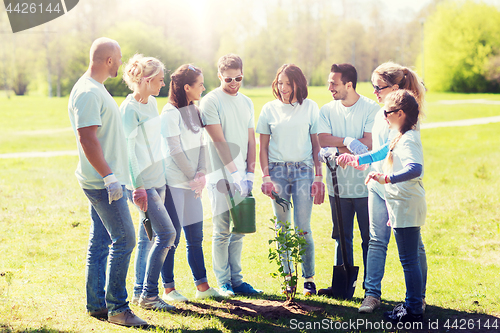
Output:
[176, 298, 323, 320]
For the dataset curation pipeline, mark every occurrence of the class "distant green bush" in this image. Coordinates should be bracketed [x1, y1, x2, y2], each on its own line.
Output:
[424, 0, 500, 92]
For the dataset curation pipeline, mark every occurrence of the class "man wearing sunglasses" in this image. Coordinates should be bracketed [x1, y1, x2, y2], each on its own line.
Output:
[200, 54, 261, 297]
[317, 63, 379, 295]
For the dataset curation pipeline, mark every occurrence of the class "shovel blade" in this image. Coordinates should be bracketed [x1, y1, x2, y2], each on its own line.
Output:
[330, 264, 359, 300]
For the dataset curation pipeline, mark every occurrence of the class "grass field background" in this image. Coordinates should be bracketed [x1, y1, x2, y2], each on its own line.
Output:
[0, 85, 499, 332]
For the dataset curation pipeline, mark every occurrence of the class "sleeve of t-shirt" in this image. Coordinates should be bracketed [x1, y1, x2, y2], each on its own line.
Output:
[161, 107, 181, 138]
[358, 141, 390, 165]
[309, 101, 320, 134]
[317, 104, 332, 134]
[200, 93, 221, 126]
[74, 92, 102, 129]
[363, 102, 379, 133]
[248, 98, 255, 129]
[120, 102, 143, 188]
[255, 104, 270, 135]
[390, 163, 423, 184]
[120, 102, 140, 138]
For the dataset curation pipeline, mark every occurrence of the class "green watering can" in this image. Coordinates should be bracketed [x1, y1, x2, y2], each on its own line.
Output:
[216, 179, 256, 234]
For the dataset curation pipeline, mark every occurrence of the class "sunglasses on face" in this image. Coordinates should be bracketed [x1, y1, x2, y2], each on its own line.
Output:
[384, 108, 399, 117]
[373, 84, 390, 93]
[221, 75, 243, 83]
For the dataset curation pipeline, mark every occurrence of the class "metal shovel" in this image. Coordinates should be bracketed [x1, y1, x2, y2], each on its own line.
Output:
[142, 211, 153, 241]
[325, 157, 359, 300]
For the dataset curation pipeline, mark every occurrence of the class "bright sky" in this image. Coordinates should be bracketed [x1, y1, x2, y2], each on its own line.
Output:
[182, 0, 435, 22]
[380, 0, 434, 18]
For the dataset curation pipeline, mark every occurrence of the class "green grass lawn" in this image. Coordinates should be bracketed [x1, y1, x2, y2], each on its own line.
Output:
[3, 84, 500, 154]
[0, 91, 499, 332]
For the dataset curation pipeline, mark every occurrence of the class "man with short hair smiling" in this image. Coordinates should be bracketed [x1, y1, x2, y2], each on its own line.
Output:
[317, 63, 379, 295]
[200, 54, 261, 297]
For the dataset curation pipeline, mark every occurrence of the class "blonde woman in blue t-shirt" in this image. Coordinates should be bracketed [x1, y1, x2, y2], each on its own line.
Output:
[120, 54, 176, 311]
[257, 64, 325, 296]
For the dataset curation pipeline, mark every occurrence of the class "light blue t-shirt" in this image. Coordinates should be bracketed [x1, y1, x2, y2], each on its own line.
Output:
[200, 87, 254, 184]
[68, 76, 129, 189]
[161, 103, 204, 190]
[367, 107, 394, 198]
[318, 95, 379, 198]
[120, 94, 165, 190]
[385, 130, 426, 228]
[256, 99, 319, 165]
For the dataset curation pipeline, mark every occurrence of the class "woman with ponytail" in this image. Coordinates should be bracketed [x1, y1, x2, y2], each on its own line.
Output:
[341, 89, 427, 323]
[160, 64, 222, 301]
[120, 54, 177, 311]
[365, 90, 426, 324]
[337, 62, 427, 318]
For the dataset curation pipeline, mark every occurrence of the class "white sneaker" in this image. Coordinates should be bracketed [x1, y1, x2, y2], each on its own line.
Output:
[218, 283, 235, 297]
[196, 287, 224, 299]
[358, 295, 381, 313]
[130, 294, 140, 306]
[139, 295, 176, 311]
[163, 289, 188, 302]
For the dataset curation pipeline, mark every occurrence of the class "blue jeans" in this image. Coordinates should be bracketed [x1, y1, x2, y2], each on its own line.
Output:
[328, 195, 370, 286]
[364, 185, 427, 300]
[162, 186, 208, 288]
[393, 227, 424, 315]
[207, 183, 245, 288]
[132, 186, 176, 298]
[83, 186, 136, 316]
[269, 162, 315, 279]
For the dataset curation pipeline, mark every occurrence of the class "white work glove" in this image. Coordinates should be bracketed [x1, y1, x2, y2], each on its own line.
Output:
[103, 173, 123, 204]
[246, 172, 254, 194]
[318, 147, 338, 163]
[343, 137, 369, 155]
[231, 171, 249, 197]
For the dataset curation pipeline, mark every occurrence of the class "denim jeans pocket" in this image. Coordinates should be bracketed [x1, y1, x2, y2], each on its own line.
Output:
[84, 188, 106, 206]
[298, 163, 314, 180]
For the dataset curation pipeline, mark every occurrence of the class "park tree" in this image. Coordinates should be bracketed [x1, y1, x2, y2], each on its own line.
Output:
[423, 0, 500, 92]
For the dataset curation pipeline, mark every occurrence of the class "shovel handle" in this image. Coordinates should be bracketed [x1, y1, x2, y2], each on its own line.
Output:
[326, 156, 351, 269]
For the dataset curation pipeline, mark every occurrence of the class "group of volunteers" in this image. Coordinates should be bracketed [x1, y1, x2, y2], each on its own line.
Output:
[68, 37, 428, 328]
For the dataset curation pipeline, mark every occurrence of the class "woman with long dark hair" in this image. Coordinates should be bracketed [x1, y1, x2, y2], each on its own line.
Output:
[256, 64, 325, 296]
[160, 64, 222, 301]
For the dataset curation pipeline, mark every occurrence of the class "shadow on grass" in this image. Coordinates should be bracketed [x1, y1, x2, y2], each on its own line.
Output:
[0, 324, 77, 333]
[2, 297, 499, 333]
[155, 293, 500, 333]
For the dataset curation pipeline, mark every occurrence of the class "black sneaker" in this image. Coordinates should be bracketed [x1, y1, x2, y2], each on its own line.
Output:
[384, 303, 423, 324]
[303, 282, 317, 296]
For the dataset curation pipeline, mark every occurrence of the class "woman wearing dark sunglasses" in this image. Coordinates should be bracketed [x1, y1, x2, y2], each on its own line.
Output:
[362, 90, 427, 324]
[159, 64, 222, 301]
[337, 62, 427, 318]
[256, 64, 325, 296]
